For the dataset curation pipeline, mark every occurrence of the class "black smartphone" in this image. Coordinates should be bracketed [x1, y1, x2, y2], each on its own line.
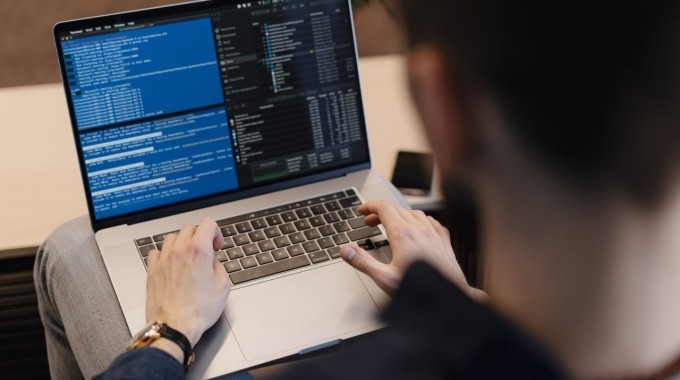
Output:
[391, 151, 435, 196]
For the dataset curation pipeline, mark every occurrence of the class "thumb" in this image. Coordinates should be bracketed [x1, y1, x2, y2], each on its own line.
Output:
[341, 243, 384, 278]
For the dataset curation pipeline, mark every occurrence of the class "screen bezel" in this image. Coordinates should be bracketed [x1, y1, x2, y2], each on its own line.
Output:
[53, 0, 372, 232]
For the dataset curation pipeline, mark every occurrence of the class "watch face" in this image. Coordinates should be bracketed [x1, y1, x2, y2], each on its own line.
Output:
[128, 321, 162, 350]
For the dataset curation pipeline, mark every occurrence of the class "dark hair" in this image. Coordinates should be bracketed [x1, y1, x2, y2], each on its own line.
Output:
[398, 1, 680, 204]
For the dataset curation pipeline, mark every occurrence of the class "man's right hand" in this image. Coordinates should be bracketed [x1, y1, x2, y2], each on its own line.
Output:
[340, 201, 486, 301]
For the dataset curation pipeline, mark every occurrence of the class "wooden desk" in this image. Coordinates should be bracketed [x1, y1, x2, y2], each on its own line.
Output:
[0, 55, 441, 252]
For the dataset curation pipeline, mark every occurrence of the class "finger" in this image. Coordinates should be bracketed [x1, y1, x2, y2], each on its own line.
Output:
[364, 214, 381, 227]
[177, 223, 197, 243]
[410, 209, 432, 226]
[213, 258, 230, 287]
[147, 249, 161, 270]
[428, 216, 451, 243]
[341, 243, 385, 279]
[359, 201, 407, 234]
[341, 243, 398, 295]
[194, 218, 224, 252]
[160, 234, 177, 261]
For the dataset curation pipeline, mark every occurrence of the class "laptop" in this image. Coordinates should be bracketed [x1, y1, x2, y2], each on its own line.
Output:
[53, 0, 406, 378]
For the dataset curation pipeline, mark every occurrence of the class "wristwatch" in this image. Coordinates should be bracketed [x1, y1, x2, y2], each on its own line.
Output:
[127, 321, 195, 371]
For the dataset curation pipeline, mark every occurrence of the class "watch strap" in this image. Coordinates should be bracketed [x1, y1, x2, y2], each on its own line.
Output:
[159, 324, 195, 371]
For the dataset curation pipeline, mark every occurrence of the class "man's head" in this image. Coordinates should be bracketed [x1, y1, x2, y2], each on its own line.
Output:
[397, 1, 680, 205]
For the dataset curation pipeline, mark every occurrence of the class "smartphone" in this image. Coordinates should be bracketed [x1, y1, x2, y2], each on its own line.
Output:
[391, 151, 435, 196]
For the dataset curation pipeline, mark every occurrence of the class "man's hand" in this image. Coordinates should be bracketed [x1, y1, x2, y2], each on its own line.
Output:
[146, 218, 230, 348]
[341, 201, 486, 301]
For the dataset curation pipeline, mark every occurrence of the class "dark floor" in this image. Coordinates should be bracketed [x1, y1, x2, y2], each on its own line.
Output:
[0, 252, 50, 380]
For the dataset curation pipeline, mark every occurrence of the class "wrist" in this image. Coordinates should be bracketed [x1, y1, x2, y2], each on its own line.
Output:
[128, 321, 196, 371]
[162, 321, 201, 347]
[150, 338, 185, 364]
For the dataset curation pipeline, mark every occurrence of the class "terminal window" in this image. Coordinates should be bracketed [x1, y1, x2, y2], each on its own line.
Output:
[60, 0, 369, 220]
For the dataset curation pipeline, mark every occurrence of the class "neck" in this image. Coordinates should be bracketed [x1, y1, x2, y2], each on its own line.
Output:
[476, 146, 680, 378]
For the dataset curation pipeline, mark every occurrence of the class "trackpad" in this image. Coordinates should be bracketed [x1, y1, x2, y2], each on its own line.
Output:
[225, 263, 381, 361]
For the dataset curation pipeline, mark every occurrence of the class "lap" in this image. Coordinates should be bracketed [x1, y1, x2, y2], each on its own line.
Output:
[35, 215, 131, 379]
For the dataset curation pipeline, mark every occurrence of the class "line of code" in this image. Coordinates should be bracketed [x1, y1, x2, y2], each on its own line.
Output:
[62, 18, 224, 130]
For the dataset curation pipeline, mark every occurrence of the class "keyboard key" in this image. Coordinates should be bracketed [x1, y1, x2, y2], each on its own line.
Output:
[256, 252, 274, 265]
[296, 208, 312, 219]
[234, 235, 250, 246]
[221, 225, 237, 237]
[272, 249, 289, 261]
[248, 230, 266, 242]
[333, 221, 351, 233]
[274, 236, 292, 248]
[251, 218, 267, 230]
[136, 237, 153, 247]
[223, 237, 236, 249]
[327, 247, 341, 259]
[310, 205, 326, 215]
[281, 211, 297, 222]
[236, 222, 253, 233]
[338, 209, 354, 220]
[375, 240, 390, 248]
[319, 225, 335, 237]
[258, 240, 276, 252]
[358, 239, 376, 250]
[230, 256, 310, 285]
[227, 247, 245, 260]
[143, 257, 148, 267]
[333, 234, 350, 245]
[324, 201, 341, 212]
[289, 232, 306, 244]
[216, 251, 229, 262]
[304, 228, 322, 240]
[309, 216, 325, 227]
[279, 223, 296, 235]
[266, 215, 283, 226]
[348, 217, 367, 229]
[348, 227, 382, 241]
[153, 230, 179, 242]
[287, 245, 305, 257]
[225, 261, 242, 273]
[218, 215, 250, 227]
[324, 212, 340, 224]
[317, 237, 335, 249]
[308, 251, 330, 264]
[243, 244, 260, 256]
[155, 242, 164, 251]
[240, 257, 258, 269]
[264, 227, 281, 238]
[139, 244, 156, 258]
[339, 196, 361, 208]
[303, 241, 321, 253]
[345, 189, 356, 196]
[294, 219, 312, 231]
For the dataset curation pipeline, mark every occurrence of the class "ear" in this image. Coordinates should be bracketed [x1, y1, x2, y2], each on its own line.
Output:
[407, 45, 473, 174]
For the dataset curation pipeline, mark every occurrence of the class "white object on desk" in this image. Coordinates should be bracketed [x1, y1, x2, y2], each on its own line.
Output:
[0, 55, 441, 251]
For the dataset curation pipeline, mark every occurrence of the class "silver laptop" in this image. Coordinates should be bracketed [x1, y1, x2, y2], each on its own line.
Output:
[54, 0, 406, 378]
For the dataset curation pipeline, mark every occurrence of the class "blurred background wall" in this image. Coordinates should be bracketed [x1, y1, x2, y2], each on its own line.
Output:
[0, 0, 403, 89]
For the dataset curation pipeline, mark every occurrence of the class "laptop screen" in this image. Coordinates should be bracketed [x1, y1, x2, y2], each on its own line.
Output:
[55, 0, 370, 223]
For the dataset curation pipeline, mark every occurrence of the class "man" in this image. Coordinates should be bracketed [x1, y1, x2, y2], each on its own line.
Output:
[36, 1, 680, 379]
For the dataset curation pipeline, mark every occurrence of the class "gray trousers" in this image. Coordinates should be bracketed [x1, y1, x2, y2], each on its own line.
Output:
[34, 216, 130, 379]
[34, 216, 257, 379]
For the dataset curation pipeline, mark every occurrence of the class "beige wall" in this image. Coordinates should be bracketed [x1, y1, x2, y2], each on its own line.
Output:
[0, 0, 403, 88]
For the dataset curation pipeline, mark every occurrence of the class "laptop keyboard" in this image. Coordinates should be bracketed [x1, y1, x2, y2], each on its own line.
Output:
[134, 189, 389, 285]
